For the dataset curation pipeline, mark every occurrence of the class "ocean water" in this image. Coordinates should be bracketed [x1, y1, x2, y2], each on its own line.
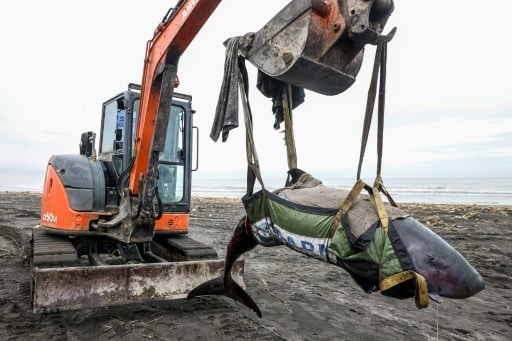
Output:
[191, 176, 512, 206]
[2, 177, 511, 206]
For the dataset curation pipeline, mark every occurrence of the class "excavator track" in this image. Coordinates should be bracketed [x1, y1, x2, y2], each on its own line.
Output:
[32, 228, 79, 267]
[31, 228, 244, 313]
[155, 235, 218, 260]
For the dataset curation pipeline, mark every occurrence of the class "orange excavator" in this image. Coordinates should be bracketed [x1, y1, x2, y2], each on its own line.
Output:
[33, 0, 394, 313]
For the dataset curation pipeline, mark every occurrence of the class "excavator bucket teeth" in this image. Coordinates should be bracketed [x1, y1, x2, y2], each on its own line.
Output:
[32, 259, 245, 313]
[239, 0, 393, 96]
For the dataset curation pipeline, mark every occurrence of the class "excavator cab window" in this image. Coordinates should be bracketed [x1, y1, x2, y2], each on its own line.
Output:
[99, 94, 136, 174]
[157, 105, 186, 203]
[99, 99, 122, 172]
[100, 89, 192, 206]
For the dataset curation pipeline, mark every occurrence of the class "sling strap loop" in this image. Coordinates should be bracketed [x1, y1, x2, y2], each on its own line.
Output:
[352, 28, 397, 232]
[369, 181, 390, 233]
[380, 270, 429, 309]
[356, 41, 383, 180]
[376, 40, 387, 176]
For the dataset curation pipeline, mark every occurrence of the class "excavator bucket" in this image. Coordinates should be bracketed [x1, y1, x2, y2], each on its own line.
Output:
[239, 0, 394, 95]
[31, 229, 245, 313]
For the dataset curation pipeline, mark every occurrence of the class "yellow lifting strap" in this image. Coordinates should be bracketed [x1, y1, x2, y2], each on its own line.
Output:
[380, 270, 430, 308]
[370, 175, 394, 234]
[328, 176, 395, 237]
[329, 32, 397, 237]
[368, 184, 390, 233]
[328, 179, 366, 238]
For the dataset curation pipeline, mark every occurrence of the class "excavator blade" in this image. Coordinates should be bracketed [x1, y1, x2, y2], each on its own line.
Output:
[32, 259, 245, 313]
[31, 227, 245, 313]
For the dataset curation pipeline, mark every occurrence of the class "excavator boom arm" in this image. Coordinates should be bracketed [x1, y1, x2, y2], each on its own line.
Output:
[129, 0, 222, 198]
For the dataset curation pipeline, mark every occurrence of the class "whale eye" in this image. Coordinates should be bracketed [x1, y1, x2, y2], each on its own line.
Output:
[426, 255, 436, 265]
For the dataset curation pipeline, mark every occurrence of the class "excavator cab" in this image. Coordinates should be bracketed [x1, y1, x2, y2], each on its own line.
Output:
[97, 84, 194, 214]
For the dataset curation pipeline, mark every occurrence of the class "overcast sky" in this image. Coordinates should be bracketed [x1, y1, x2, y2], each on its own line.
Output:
[1, 0, 511, 188]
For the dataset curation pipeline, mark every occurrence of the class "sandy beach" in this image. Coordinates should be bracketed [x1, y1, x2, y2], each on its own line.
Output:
[0, 192, 510, 340]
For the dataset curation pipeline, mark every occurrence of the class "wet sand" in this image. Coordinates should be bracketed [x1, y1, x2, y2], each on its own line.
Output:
[0, 192, 510, 340]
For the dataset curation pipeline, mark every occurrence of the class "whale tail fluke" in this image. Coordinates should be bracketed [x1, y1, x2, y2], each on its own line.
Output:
[188, 275, 262, 318]
[188, 216, 262, 317]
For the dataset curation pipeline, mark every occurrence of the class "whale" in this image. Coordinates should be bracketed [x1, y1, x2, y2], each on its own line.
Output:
[188, 171, 485, 318]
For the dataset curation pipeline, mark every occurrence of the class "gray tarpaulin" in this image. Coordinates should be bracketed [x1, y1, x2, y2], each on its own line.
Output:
[210, 37, 306, 142]
[210, 37, 245, 142]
